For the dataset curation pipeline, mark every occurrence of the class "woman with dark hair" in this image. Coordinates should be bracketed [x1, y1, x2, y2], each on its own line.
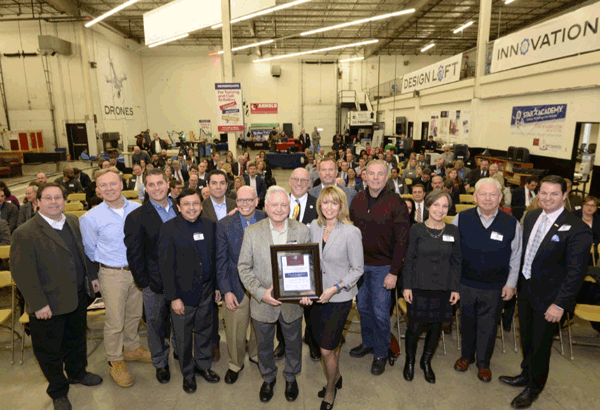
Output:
[345, 168, 360, 190]
[445, 168, 466, 195]
[402, 189, 461, 384]
[404, 197, 416, 225]
[0, 181, 20, 209]
[574, 195, 600, 260]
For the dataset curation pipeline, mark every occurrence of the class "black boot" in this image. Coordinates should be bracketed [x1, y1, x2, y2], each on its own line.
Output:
[403, 329, 418, 382]
[420, 350, 436, 384]
[420, 325, 441, 384]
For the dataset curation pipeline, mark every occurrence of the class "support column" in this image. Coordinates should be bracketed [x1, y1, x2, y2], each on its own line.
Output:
[471, 0, 492, 148]
[221, 0, 238, 158]
[79, 25, 98, 156]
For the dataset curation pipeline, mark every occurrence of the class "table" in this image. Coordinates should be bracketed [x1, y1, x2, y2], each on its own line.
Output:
[247, 141, 269, 150]
[266, 153, 306, 169]
[216, 143, 229, 152]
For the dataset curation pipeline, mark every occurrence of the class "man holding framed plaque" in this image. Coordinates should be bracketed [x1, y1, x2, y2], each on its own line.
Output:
[238, 186, 311, 404]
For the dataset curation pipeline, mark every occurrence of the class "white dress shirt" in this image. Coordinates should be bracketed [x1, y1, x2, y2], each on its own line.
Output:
[289, 193, 308, 222]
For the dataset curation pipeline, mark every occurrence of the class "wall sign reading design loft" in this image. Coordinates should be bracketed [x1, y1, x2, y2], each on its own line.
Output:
[401, 53, 462, 94]
[491, 2, 600, 73]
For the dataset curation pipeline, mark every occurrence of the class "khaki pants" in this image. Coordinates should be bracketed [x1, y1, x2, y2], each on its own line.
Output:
[222, 292, 258, 371]
[98, 267, 143, 361]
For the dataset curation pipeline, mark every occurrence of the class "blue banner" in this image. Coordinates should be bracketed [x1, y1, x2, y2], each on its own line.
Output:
[511, 104, 567, 126]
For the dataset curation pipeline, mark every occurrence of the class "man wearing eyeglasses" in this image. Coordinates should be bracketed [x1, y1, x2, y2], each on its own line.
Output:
[80, 168, 149, 388]
[451, 178, 522, 383]
[216, 186, 265, 384]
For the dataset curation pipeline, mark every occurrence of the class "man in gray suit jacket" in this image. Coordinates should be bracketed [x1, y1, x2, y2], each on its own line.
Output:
[238, 186, 310, 403]
[308, 158, 355, 207]
[10, 183, 102, 410]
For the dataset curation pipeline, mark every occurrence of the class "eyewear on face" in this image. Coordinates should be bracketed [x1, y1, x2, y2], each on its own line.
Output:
[181, 201, 201, 207]
[290, 177, 310, 184]
[41, 196, 64, 202]
[237, 198, 257, 205]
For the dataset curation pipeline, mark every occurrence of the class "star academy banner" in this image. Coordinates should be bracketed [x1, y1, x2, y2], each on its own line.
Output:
[510, 104, 567, 153]
[215, 83, 243, 132]
[401, 53, 462, 94]
[491, 2, 600, 73]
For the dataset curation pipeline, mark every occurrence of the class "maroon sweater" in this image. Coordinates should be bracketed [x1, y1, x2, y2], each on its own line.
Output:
[350, 187, 410, 276]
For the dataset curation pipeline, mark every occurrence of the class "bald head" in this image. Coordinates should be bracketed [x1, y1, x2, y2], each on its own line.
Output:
[289, 167, 311, 198]
[37, 173, 48, 185]
[237, 185, 257, 198]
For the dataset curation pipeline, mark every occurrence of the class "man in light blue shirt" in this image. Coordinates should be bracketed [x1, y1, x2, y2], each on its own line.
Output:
[80, 168, 149, 388]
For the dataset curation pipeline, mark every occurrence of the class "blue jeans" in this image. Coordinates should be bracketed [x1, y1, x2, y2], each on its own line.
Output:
[357, 265, 392, 359]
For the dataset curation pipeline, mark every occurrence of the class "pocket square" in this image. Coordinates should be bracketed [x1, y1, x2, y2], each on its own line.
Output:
[551, 234, 560, 242]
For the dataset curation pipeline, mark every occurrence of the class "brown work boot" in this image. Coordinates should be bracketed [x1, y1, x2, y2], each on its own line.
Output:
[108, 360, 135, 388]
[124, 346, 152, 363]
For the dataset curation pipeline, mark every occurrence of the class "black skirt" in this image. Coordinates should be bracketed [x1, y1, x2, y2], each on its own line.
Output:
[407, 289, 453, 323]
[310, 300, 352, 350]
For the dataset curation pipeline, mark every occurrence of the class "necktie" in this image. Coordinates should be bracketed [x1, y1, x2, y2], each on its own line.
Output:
[416, 204, 422, 222]
[522, 214, 549, 279]
[293, 199, 300, 221]
[176, 171, 181, 182]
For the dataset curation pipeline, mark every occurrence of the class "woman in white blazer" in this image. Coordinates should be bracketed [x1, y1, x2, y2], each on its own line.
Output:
[301, 186, 364, 410]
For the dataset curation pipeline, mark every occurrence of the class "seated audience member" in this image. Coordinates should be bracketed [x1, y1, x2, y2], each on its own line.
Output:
[404, 198, 416, 225]
[432, 158, 446, 177]
[171, 161, 189, 183]
[346, 168, 360, 190]
[132, 145, 151, 166]
[386, 168, 408, 195]
[164, 166, 174, 182]
[574, 195, 600, 262]
[73, 168, 92, 190]
[411, 184, 427, 223]
[454, 160, 471, 187]
[80, 148, 90, 160]
[54, 168, 84, 195]
[468, 158, 490, 187]
[169, 180, 183, 201]
[489, 163, 505, 188]
[424, 136, 437, 152]
[565, 178, 584, 212]
[402, 158, 419, 181]
[243, 161, 267, 203]
[354, 169, 368, 192]
[403, 152, 417, 168]
[200, 186, 211, 201]
[417, 154, 428, 168]
[151, 154, 165, 170]
[443, 179, 459, 216]
[445, 168, 466, 195]
[510, 176, 538, 221]
[520, 195, 541, 225]
[0, 181, 21, 209]
[414, 168, 433, 192]
[109, 154, 126, 173]
[441, 145, 454, 165]
[430, 175, 444, 192]
[37, 172, 49, 186]
[18, 184, 40, 227]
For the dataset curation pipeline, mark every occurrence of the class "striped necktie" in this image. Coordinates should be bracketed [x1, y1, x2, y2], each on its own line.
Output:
[293, 199, 301, 221]
[416, 204, 422, 222]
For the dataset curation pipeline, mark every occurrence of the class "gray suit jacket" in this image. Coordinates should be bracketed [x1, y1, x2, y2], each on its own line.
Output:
[238, 218, 310, 323]
[308, 184, 355, 207]
[386, 177, 409, 195]
[310, 222, 364, 303]
[201, 196, 237, 222]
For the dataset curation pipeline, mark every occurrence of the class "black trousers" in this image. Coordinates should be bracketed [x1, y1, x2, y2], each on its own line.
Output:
[276, 306, 318, 351]
[29, 291, 88, 399]
[518, 281, 558, 393]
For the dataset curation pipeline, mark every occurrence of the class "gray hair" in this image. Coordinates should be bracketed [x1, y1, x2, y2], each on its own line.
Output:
[489, 163, 499, 171]
[425, 189, 453, 209]
[475, 177, 502, 194]
[265, 185, 289, 206]
[172, 160, 180, 167]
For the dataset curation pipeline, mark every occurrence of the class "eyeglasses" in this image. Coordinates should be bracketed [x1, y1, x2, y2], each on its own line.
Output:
[41, 196, 64, 202]
[237, 198, 257, 205]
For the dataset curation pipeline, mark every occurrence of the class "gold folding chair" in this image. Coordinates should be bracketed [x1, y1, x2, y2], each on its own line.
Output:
[66, 193, 86, 203]
[122, 174, 133, 184]
[122, 190, 139, 199]
[404, 178, 413, 186]
[567, 304, 600, 360]
[443, 216, 454, 224]
[0, 269, 16, 364]
[401, 194, 413, 200]
[64, 210, 87, 218]
[455, 204, 476, 213]
[459, 194, 475, 204]
[63, 202, 83, 212]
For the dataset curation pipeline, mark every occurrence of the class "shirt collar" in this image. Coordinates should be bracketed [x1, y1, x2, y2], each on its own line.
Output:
[477, 207, 498, 221]
[269, 218, 288, 233]
[211, 197, 226, 209]
[150, 197, 173, 213]
[39, 212, 67, 230]
[543, 206, 565, 224]
[290, 193, 308, 204]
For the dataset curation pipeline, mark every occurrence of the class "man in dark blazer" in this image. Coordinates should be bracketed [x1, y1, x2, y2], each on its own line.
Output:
[73, 168, 92, 190]
[468, 158, 490, 187]
[231, 155, 247, 177]
[124, 169, 178, 385]
[0, 190, 18, 232]
[500, 175, 592, 409]
[158, 189, 221, 394]
[10, 183, 102, 409]
[150, 133, 168, 155]
[386, 167, 408, 195]
[171, 161, 189, 184]
[308, 158, 355, 207]
[411, 184, 428, 223]
[243, 161, 267, 205]
[511, 176, 539, 221]
[216, 186, 265, 384]
[298, 128, 310, 150]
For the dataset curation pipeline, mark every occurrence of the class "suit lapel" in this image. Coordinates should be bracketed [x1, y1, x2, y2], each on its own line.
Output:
[535, 210, 568, 260]
[36, 215, 70, 252]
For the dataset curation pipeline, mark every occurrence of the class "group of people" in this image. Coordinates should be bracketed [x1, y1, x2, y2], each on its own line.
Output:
[6, 139, 597, 410]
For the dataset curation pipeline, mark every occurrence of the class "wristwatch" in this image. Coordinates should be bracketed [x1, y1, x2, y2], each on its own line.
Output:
[334, 284, 342, 293]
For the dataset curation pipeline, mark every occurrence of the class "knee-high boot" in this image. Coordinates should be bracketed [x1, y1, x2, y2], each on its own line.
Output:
[420, 324, 441, 384]
[403, 328, 418, 381]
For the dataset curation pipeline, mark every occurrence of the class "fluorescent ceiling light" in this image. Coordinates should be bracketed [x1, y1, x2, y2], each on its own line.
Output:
[505, 0, 516, 4]
[85, 0, 140, 28]
[148, 33, 189, 48]
[453, 21, 473, 34]
[253, 39, 378, 62]
[300, 9, 415, 36]
[212, 0, 314, 29]
[421, 43, 435, 52]
[340, 57, 364, 62]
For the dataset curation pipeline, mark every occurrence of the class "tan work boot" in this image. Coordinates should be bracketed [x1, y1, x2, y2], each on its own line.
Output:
[124, 345, 152, 363]
[109, 360, 135, 388]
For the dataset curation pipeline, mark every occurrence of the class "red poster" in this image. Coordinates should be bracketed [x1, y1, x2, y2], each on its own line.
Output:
[251, 103, 278, 114]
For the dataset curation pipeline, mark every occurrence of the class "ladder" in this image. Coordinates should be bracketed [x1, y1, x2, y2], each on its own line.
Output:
[0, 56, 9, 129]
[41, 54, 58, 142]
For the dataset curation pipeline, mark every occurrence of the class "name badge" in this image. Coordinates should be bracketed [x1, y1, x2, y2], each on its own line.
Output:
[490, 232, 503, 241]
[193, 233, 204, 241]
[442, 235, 454, 242]
[558, 225, 571, 232]
[575, 206, 582, 211]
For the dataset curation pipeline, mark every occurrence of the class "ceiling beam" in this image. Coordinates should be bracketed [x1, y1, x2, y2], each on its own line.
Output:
[246, 20, 261, 57]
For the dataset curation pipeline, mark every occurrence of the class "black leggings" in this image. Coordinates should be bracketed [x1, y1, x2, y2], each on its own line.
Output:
[409, 321, 442, 352]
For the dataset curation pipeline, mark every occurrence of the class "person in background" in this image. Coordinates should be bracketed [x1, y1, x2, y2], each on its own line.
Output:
[169, 180, 183, 201]
[425, 136, 437, 152]
[80, 148, 90, 160]
[454, 160, 471, 185]
[53, 168, 84, 195]
[574, 195, 600, 261]
[37, 172, 48, 186]
[311, 127, 321, 151]
[132, 146, 151, 166]
[402, 158, 418, 181]
[443, 179, 460, 216]
[446, 168, 466, 195]
[511, 176, 539, 221]
[565, 178, 584, 212]
[301, 186, 364, 409]
[201, 186, 211, 201]
[402, 190, 461, 384]
[17, 184, 39, 227]
[404, 198, 416, 225]
[346, 168, 360, 190]
[0, 188, 19, 232]
[109, 154, 126, 173]
[73, 168, 91, 190]
[386, 167, 408, 195]
[489, 163, 505, 188]
[441, 145, 454, 165]
[414, 168, 433, 192]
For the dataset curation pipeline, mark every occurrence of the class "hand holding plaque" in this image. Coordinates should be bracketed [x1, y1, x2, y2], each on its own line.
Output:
[270, 244, 322, 302]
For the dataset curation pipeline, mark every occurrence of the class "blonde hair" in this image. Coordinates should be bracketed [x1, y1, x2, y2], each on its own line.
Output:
[315, 186, 352, 227]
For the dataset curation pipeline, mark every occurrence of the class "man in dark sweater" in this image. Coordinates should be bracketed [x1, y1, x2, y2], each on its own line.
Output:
[349, 160, 410, 375]
[452, 178, 522, 382]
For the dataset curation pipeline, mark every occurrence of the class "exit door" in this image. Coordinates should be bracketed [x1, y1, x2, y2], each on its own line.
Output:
[66, 123, 89, 160]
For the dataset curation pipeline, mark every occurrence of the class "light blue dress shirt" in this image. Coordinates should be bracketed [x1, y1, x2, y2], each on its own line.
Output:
[212, 197, 227, 221]
[150, 197, 177, 223]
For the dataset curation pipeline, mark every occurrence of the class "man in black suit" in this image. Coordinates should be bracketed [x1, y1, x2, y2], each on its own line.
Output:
[172, 161, 189, 184]
[124, 169, 178, 385]
[73, 168, 91, 190]
[298, 128, 310, 150]
[412, 184, 428, 223]
[158, 189, 221, 394]
[185, 174, 206, 193]
[511, 176, 539, 221]
[150, 133, 168, 155]
[0, 189, 19, 232]
[207, 151, 220, 172]
[243, 161, 267, 205]
[231, 155, 247, 177]
[108, 154, 126, 173]
[10, 183, 102, 409]
[468, 158, 490, 187]
[413, 168, 433, 192]
[443, 178, 460, 216]
[500, 175, 592, 409]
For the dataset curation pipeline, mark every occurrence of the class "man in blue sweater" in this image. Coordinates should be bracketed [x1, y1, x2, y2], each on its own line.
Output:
[452, 178, 522, 382]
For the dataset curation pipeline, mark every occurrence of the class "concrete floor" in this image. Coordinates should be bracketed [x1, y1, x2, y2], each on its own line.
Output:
[2, 158, 600, 409]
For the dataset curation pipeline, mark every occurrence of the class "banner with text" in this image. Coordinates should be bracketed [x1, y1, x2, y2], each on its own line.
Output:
[491, 2, 600, 73]
[96, 42, 136, 120]
[251, 103, 278, 114]
[510, 104, 567, 153]
[215, 83, 243, 132]
[401, 53, 462, 94]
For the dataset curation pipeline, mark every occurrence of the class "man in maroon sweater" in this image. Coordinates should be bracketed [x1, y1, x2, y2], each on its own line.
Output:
[349, 160, 410, 375]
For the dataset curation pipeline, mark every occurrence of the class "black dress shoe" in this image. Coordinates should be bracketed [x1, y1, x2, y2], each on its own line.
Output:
[249, 357, 259, 365]
[320, 386, 337, 410]
[510, 388, 539, 409]
[499, 374, 529, 387]
[156, 365, 170, 384]
[371, 357, 386, 375]
[259, 380, 276, 402]
[183, 377, 197, 394]
[349, 344, 373, 358]
[284, 380, 299, 402]
[173, 351, 179, 361]
[68, 372, 103, 386]
[309, 345, 322, 361]
[53, 396, 72, 410]
[273, 343, 285, 360]
[224, 366, 243, 384]
[318, 376, 343, 398]
[196, 368, 220, 383]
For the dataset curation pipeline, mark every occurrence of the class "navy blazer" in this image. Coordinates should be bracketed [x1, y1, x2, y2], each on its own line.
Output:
[216, 210, 266, 302]
[124, 199, 178, 293]
[158, 214, 217, 306]
[243, 174, 267, 199]
[301, 194, 318, 225]
[520, 208, 593, 312]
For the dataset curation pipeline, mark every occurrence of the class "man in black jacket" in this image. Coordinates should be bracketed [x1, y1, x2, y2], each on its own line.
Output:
[124, 169, 178, 385]
[158, 189, 221, 394]
[511, 176, 539, 221]
[0, 190, 18, 232]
